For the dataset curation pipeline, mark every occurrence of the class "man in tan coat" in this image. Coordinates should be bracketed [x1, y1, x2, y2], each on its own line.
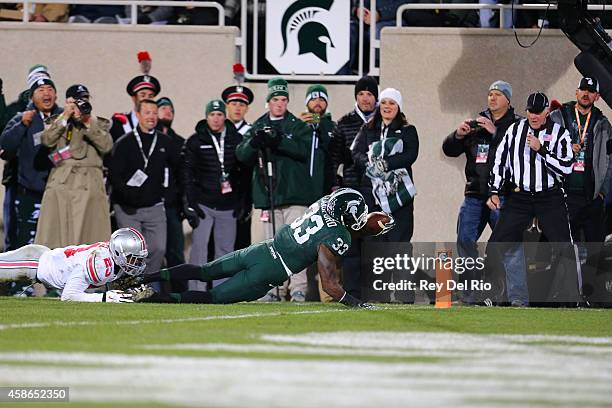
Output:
[35, 84, 113, 248]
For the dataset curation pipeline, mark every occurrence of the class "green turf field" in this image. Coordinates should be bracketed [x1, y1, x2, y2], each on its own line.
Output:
[0, 298, 611, 407]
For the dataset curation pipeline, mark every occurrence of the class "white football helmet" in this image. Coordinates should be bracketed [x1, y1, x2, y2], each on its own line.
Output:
[109, 228, 148, 276]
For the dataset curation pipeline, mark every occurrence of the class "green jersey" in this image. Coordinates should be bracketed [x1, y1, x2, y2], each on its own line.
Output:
[273, 196, 352, 274]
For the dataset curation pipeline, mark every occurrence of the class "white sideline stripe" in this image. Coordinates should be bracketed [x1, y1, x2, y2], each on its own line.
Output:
[0, 308, 348, 331]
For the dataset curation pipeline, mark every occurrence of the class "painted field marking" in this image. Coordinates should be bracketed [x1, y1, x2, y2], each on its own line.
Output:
[0, 308, 349, 332]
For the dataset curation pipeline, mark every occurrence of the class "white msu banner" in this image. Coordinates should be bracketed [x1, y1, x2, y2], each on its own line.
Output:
[266, 0, 350, 75]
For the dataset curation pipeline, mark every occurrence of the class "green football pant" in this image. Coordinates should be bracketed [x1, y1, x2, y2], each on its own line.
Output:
[152, 241, 289, 304]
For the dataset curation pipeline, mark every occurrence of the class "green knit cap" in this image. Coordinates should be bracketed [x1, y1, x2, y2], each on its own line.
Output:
[206, 99, 226, 116]
[304, 84, 328, 104]
[267, 77, 289, 102]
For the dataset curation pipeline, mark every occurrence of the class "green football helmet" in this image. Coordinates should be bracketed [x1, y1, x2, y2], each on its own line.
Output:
[326, 188, 369, 231]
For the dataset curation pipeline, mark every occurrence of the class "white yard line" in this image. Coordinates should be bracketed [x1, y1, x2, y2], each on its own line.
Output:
[0, 308, 348, 331]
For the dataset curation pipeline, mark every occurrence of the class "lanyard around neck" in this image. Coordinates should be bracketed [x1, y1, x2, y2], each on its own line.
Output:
[574, 106, 592, 144]
[208, 128, 227, 174]
[133, 127, 157, 170]
[380, 123, 389, 141]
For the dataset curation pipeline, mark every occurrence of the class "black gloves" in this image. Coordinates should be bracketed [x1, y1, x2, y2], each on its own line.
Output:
[339, 292, 376, 309]
[250, 127, 281, 150]
[263, 127, 281, 149]
[183, 194, 205, 229]
[250, 129, 267, 149]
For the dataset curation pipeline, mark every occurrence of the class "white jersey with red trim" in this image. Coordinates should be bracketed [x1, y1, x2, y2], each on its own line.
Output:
[36, 242, 119, 302]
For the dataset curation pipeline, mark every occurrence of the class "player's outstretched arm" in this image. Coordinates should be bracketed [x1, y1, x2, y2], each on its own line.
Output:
[318, 244, 375, 309]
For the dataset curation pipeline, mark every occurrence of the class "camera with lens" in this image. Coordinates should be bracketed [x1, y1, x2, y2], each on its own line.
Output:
[468, 119, 480, 129]
[75, 99, 92, 115]
[256, 126, 275, 138]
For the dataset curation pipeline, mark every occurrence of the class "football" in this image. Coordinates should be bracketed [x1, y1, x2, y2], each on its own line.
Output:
[364, 212, 392, 236]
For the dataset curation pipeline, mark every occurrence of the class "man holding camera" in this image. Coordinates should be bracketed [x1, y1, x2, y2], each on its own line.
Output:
[236, 77, 313, 302]
[299, 84, 336, 301]
[442, 80, 522, 303]
[35, 84, 113, 248]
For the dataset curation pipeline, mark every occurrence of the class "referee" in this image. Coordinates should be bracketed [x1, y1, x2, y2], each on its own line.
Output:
[487, 92, 578, 305]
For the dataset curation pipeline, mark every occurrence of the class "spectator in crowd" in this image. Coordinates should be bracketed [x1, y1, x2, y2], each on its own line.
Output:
[69, 5, 125, 24]
[352, 88, 419, 302]
[109, 99, 180, 276]
[549, 77, 612, 243]
[236, 77, 312, 302]
[35, 84, 113, 249]
[328, 75, 378, 299]
[299, 84, 334, 202]
[173, 0, 240, 25]
[110, 75, 161, 141]
[222, 85, 255, 251]
[488, 92, 577, 306]
[17, 3, 69, 22]
[442, 80, 522, 303]
[0, 77, 62, 247]
[479, 0, 517, 28]
[299, 84, 335, 301]
[222, 85, 254, 136]
[0, 65, 51, 251]
[182, 99, 244, 290]
[347, 1, 405, 73]
[156, 97, 186, 269]
[125, 4, 175, 24]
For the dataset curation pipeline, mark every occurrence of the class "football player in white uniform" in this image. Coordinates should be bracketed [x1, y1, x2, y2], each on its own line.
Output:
[0, 228, 147, 302]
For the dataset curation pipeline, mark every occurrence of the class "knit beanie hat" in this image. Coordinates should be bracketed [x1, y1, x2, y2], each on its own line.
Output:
[379, 88, 403, 112]
[354, 76, 378, 100]
[304, 84, 328, 105]
[206, 99, 226, 116]
[489, 80, 512, 102]
[29, 77, 56, 97]
[27, 64, 51, 89]
[267, 77, 289, 102]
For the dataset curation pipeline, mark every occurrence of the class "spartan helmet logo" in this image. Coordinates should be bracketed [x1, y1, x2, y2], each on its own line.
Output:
[281, 0, 335, 63]
[347, 200, 360, 217]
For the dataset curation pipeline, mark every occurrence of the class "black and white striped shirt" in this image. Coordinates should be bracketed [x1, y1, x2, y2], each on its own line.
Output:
[490, 118, 574, 193]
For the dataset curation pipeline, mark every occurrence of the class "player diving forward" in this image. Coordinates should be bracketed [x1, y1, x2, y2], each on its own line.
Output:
[132, 188, 394, 307]
[0, 228, 147, 302]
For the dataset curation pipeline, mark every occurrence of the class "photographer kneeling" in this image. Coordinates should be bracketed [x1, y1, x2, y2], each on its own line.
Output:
[35, 84, 114, 248]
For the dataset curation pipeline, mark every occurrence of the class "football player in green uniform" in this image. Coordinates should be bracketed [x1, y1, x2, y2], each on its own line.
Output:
[131, 188, 393, 307]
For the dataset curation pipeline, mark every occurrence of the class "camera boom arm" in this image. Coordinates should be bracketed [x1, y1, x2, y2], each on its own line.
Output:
[557, 0, 612, 108]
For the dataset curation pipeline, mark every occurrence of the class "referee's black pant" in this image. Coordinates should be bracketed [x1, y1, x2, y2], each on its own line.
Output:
[491, 188, 572, 243]
[488, 188, 580, 304]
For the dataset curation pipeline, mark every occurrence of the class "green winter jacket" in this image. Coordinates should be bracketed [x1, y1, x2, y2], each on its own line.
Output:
[305, 113, 334, 203]
[236, 111, 314, 209]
